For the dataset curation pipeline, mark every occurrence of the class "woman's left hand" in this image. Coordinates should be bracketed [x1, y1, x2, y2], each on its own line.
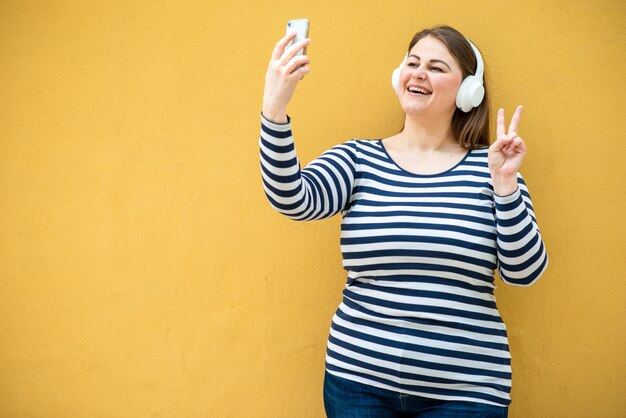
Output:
[488, 105, 526, 196]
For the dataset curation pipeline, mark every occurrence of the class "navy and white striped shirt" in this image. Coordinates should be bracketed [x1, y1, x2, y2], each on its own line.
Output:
[259, 114, 548, 407]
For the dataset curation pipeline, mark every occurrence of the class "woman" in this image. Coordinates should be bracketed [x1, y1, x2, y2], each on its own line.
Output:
[259, 25, 547, 418]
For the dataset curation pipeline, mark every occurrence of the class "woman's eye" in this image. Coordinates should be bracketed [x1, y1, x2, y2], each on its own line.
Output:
[430, 67, 443, 72]
[407, 62, 418, 67]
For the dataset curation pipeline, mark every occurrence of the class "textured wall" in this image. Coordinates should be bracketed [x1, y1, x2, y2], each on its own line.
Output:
[1, 1, 624, 416]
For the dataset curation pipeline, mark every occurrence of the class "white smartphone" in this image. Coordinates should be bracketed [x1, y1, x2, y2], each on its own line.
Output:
[286, 18, 309, 56]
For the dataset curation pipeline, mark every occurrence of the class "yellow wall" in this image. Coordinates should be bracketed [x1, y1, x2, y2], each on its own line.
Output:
[1, 1, 624, 416]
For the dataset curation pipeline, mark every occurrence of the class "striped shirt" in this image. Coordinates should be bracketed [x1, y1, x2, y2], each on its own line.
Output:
[259, 114, 548, 407]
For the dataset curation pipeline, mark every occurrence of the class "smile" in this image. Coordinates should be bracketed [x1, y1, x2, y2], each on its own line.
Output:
[407, 86, 432, 95]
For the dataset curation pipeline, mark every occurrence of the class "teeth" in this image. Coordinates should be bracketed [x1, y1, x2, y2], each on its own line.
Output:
[408, 87, 430, 95]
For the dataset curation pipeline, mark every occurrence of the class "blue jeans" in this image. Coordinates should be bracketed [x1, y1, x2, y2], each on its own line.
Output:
[323, 371, 508, 418]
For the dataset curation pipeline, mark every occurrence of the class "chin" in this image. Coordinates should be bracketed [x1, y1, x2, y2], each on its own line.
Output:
[399, 99, 424, 113]
[401, 101, 455, 119]
[401, 103, 431, 116]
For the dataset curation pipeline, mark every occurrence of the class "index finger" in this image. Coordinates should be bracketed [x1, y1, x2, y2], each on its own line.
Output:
[280, 38, 310, 65]
[508, 105, 523, 134]
[497, 108, 505, 137]
[271, 33, 297, 61]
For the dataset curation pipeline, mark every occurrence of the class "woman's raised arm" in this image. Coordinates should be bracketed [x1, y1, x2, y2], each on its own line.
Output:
[259, 35, 357, 221]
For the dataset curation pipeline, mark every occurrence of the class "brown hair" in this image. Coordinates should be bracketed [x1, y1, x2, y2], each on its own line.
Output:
[407, 25, 490, 149]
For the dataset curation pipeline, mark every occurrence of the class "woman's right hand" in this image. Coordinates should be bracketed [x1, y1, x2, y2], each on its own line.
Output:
[262, 33, 311, 124]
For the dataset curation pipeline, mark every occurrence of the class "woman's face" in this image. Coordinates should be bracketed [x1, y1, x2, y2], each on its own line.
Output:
[398, 35, 464, 119]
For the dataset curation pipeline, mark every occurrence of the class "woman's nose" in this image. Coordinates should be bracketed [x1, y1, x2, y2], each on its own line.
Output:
[410, 66, 427, 80]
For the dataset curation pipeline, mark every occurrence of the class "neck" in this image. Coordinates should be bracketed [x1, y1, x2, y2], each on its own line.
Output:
[397, 113, 459, 152]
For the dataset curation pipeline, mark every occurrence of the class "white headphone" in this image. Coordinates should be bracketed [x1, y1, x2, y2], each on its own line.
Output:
[391, 38, 485, 113]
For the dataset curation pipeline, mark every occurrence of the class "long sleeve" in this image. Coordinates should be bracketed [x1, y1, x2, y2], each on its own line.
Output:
[259, 114, 357, 221]
[494, 175, 548, 286]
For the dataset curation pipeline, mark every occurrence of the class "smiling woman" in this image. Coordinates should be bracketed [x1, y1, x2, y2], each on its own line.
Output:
[259, 24, 547, 418]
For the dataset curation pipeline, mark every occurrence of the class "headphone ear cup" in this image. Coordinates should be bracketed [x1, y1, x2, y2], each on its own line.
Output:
[391, 54, 407, 95]
[391, 67, 401, 93]
[456, 75, 485, 112]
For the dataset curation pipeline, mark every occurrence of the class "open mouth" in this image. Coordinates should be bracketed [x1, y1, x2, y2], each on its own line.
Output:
[407, 86, 432, 95]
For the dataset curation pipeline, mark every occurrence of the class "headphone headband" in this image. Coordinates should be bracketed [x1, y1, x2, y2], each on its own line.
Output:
[465, 38, 484, 81]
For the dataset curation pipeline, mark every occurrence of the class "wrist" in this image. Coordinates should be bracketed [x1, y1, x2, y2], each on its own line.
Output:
[261, 106, 288, 124]
[492, 175, 518, 196]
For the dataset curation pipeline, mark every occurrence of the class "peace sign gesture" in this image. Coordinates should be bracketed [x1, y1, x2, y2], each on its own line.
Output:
[488, 105, 526, 196]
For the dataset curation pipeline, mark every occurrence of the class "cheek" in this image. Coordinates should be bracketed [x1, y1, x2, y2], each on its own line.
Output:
[399, 67, 412, 82]
[436, 76, 463, 97]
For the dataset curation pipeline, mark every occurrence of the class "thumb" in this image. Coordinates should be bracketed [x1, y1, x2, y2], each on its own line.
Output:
[490, 136, 514, 153]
